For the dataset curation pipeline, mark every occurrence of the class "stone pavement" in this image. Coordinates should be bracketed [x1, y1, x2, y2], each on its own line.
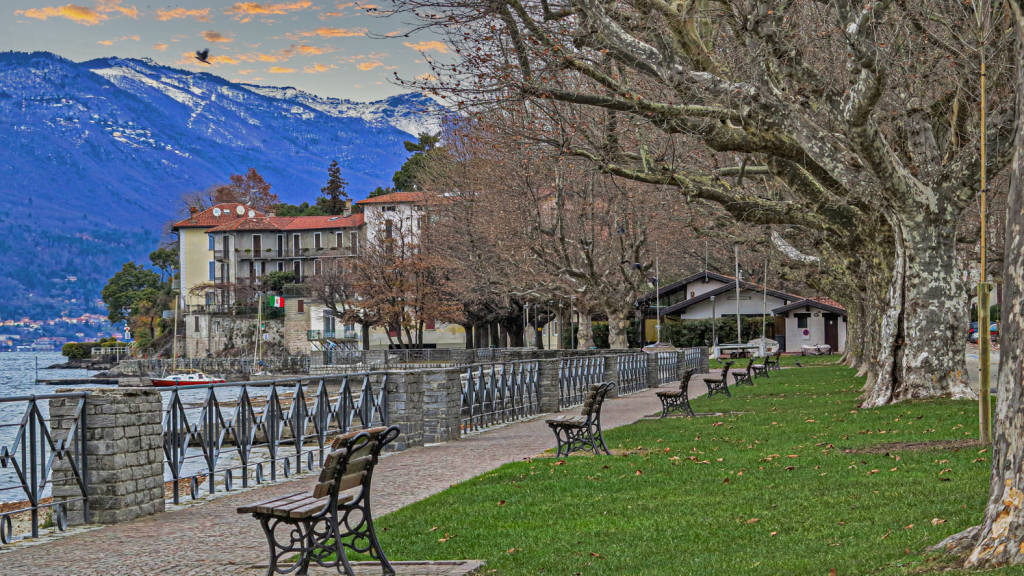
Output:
[0, 376, 715, 576]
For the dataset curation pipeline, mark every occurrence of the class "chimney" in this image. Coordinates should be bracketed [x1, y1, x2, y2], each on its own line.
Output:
[189, 206, 199, 215]
[343, 199, 352, 217]
[267, 210, 276, 218]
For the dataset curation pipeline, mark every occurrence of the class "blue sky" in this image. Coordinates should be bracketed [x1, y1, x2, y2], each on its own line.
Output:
[0, 0, 445, 100]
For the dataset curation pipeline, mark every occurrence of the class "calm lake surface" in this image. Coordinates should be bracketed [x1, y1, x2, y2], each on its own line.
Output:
[0, 351, 108, 503]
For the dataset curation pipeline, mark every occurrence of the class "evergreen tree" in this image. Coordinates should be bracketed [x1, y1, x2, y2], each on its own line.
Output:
[318, 160, 349, 214]
[393, 132, 441, 191]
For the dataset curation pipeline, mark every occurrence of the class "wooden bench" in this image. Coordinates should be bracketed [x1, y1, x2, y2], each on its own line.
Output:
[237, 425, 401, 576]
[751, 355, 769, 379]
[656, 369, 695, 418]
[703, 361, 733, 397]
[731, 357, 755, 387]
[546, 382, 614, 457]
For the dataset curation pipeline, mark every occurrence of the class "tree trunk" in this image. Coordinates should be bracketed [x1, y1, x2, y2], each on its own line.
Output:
[860, 216, 975, 407]
[576, 307, 594, 350]
[361, 323, 370, 350]
[607, 308, 630, 349]
[953, 10, 1024, 564]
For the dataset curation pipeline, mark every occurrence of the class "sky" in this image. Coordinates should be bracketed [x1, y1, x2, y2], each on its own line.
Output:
[0, 0, 446, 101]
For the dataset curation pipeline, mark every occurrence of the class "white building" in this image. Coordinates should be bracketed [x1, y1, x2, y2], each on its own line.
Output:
[356, 191, 425, 246]
[639, 270, 847, 353]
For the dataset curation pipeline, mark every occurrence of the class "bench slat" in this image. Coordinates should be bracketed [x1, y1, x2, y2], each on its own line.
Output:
[338, 470, 367, 492]
[237, 491, 305, 514]
[254, 494, 316, 515]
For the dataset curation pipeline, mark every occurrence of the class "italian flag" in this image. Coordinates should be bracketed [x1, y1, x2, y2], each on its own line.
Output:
[272, 296, 285, 308]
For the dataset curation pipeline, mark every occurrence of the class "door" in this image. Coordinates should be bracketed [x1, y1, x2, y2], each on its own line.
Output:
[276, 235, 283, 257]
[293, 234, 301, 255]
[824, 314, 839, 352]
[252, 234, 262, 254]
[774, 316, 787, 352]
[293, 260, 301, 281]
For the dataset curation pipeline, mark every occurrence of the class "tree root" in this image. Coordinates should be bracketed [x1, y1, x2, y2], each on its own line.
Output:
[929, 524, 981, 557]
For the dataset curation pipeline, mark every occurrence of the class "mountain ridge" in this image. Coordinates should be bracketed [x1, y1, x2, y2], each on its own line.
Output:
[0, 50, 443, 322]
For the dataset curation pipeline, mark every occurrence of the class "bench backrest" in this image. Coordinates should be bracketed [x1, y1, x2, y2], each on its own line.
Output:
[678, 368, 695, 390]
[580, 382, 614, 421]
[720, 361, 735, 374]
[313, 425, 400, 500]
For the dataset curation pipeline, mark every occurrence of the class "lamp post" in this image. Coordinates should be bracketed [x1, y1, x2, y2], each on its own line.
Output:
[711, 294, 717, 358]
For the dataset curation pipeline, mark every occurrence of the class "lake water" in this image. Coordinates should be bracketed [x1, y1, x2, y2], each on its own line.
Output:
[0, 351, 109, 504]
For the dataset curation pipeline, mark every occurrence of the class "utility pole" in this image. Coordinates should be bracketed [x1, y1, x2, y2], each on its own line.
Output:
[978, 45, 993, 444]
[734, 244, 742, 344]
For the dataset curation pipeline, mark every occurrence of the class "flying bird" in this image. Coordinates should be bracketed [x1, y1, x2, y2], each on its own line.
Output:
[195, 49, 210, 65]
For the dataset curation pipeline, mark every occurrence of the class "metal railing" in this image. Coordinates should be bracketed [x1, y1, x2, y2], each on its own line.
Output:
[118, 356, 311, 377]
[460, 361, 540, 435]
[558, 356, 607, 409]
[0, 392, 89, 546]
[91, 346, 131, 361]
[160, 372, 388, 504]
[657, 351, 679, 385]
[615, 353, 649, 395]
[682, 347, 708, 374]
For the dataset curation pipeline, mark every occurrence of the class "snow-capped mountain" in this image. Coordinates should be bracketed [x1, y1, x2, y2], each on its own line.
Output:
[0, 51, 443, 321]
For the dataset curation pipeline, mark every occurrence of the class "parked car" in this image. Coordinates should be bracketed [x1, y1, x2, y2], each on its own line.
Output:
[968, 322, 999, 343]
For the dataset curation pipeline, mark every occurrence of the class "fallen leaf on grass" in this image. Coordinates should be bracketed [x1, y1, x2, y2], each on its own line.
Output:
[712, 421, 724, 427]
[747, 517, 759, 524]
[931, 518, 946, 526]
[829, 568, 837, 576]
[497, 500, 505, 506]
[635, 470, 643, 475]
[438, 533, 452, 543]
[590, 552, 602, 558]
[770, 531, 778, 536]
[904, 524, 914, 530]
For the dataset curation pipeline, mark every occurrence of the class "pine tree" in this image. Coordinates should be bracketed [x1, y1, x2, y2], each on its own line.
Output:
[318, 160, 349, 214]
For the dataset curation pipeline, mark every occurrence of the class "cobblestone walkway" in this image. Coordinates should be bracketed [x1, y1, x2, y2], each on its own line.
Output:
[0, 378, 713, 576]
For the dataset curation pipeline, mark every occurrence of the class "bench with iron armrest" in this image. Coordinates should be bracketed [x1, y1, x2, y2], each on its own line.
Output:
[731, 357, 756, 387]
[703, 361, 734, 397]
[237, 425, 401, 576]
[765, 350, 782, 371]
[546, 382, 614, 457]
[751, 355, 770, 379]
[656, 369, 695, 418]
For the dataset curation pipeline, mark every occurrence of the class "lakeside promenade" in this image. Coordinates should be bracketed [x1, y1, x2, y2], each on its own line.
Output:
[0, 378, 712, 575]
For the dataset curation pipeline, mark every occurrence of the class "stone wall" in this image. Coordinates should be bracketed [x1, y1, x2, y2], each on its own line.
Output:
[184, 314, 285, 358]
[50, 388, 165, 525]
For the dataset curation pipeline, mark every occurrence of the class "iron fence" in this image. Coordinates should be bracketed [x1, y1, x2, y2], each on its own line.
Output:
[558, 356, 607, 409]
[0, 392, 89, 547]
[682, 347, 708, 374]
[160, 373, 388, 504]
[615, 353, 649, 395]
[119, 356, 312, 377]
[460, 361, 540, 435]
[657, 351, 679, 385]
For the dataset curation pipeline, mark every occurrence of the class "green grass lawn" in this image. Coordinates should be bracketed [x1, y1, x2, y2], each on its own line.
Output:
[708, 353, 840, 369]
[363, 366, 1016, 575]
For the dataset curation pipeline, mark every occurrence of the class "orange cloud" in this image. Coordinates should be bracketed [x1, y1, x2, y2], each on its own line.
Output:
[302, 27, 366, 38]
[268, 66, 296, 73]
[15, 5, 107, 25]
[97, 40, 114, 46]
[226, 1, 312, 20]
[303, 63, 335, 73]
[97, 0, 137, 18]
[237, 69, 255, 75]
[295, 45, 328, 55]
[404, 40, 449, 54]
[203, 30, 233, 43]
[415, 73, 438, 83]
[156, 7, 210, 21]
[210, 55, 239, 65]
[152, 43, 169, 51]
[356, 61, 383, 71]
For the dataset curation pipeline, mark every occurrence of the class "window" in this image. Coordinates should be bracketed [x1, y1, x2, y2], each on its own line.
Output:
[796, 314, 810, 329]
[336, 232, 343, 249]
[208, 261, 215, 281]
[349, 231, 357, 254]
[383, 205, 396, 212]
[292, 233, 301, 254]
[313, 260, 322, 275]
[194, 316, 200, 332]
[425, 319, 436, 330]
[277, 262, 284, 272]
[384, 219, 393, 239]
[208, 234, 214, 250]
[293, 260, 301, 281]
[252, 234, 262, 253]
[259, 261, 266, 276]
[314, 232, 322, 250]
